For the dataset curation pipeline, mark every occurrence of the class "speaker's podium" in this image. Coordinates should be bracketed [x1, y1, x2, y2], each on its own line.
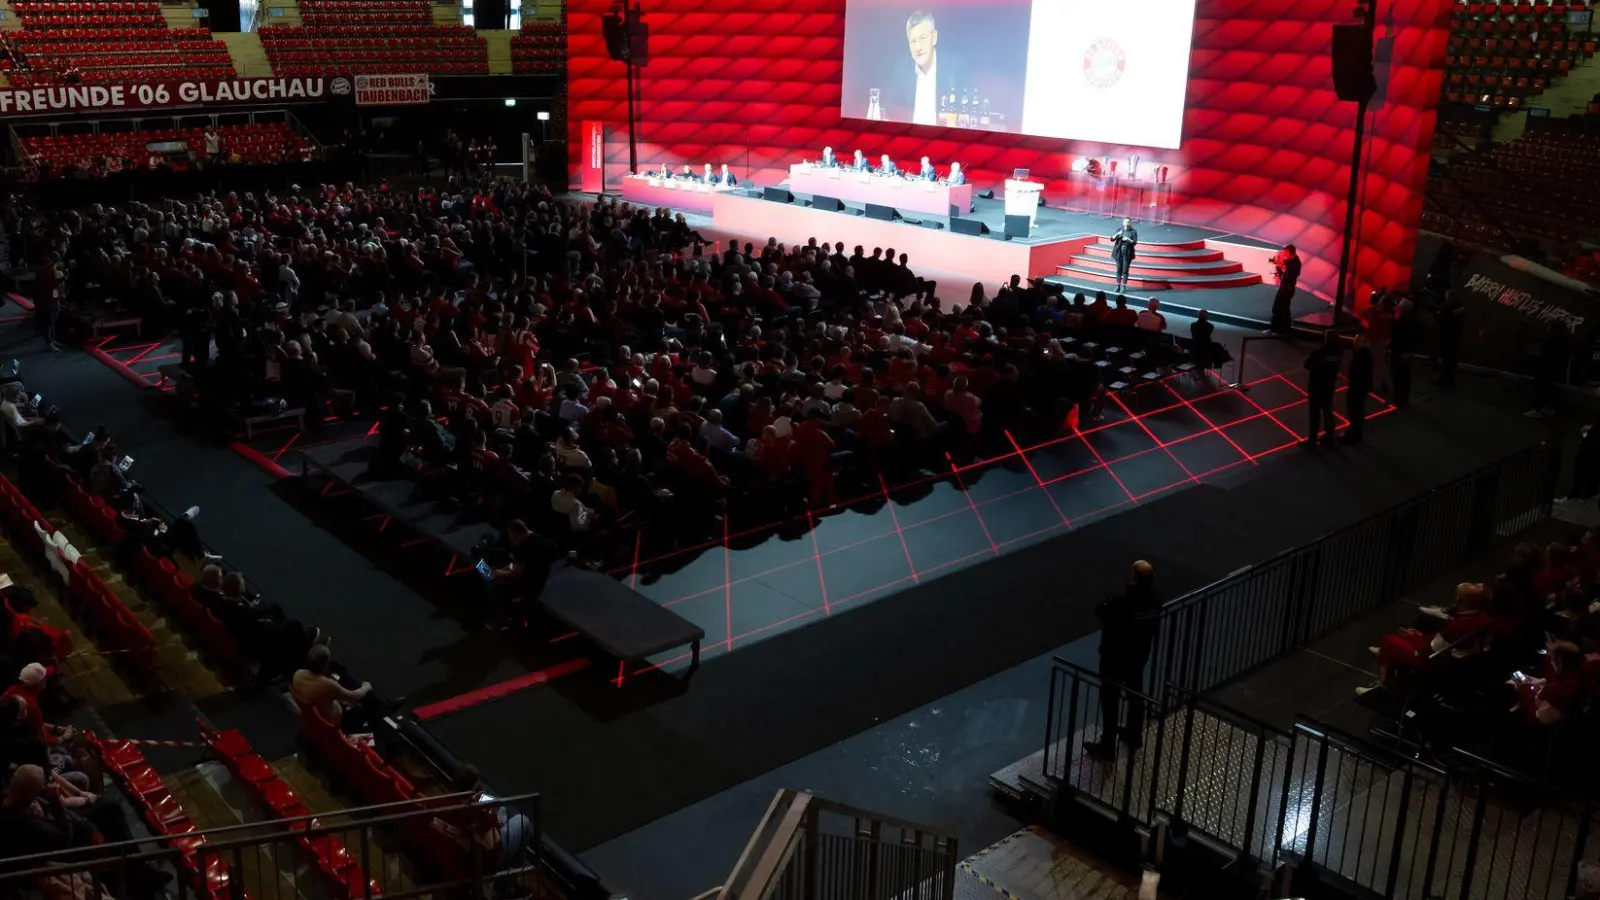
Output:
[1004, 178, 1043, 237]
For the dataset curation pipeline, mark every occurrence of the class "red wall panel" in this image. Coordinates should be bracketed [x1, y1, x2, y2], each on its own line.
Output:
[568, 0, 1449, 305]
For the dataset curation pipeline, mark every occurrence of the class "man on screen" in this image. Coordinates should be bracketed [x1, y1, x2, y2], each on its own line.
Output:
[918, 156, 936, 180]
[821, 146, 839, 168]
[878, 154, 899, 176]
[885, 11, 964, 126]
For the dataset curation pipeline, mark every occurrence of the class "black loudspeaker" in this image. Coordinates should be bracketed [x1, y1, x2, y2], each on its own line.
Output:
[978, 189, 996, 200]
[602, 12, 649, 64]
[763, 187, 795, 203]
[602, 11, 626, 60]
[811, 194, 844, 212]
[1004, 214, 1032, 238]
[949, 217, 989, 236]
[1332, 24, 1376, 102]
[865, 203, 897, 221]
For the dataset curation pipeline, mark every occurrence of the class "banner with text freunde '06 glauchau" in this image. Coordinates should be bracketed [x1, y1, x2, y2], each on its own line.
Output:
[0, 76, 357, 116]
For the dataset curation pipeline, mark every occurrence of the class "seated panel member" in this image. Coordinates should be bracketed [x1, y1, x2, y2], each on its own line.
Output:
[948, 161, 965, 185]
[918, 156, 936, 181]
[703, 163, 716, 183]
[656, 161, 673, 179]
[879, 154, 899, 176]
[681, 164, 697, 180]
[720, 164, 739, 187]
[821, 146, 838, 168]
[852, 149, 869, 171]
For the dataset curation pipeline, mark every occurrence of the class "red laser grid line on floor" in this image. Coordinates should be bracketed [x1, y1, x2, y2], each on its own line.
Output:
[1159, 380, 1260, 464]
[879, 473, 920, 584]
[805, 508, 831, 616]
[947, 453, 999, 557]
[412, 657, 591, 720]
[1005, 430, 1073, 528]
[1108, 394, 1201, 487]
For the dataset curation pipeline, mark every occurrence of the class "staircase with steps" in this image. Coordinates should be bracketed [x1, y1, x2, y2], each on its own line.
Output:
[160, 4, 205, 31]
[482, 29, 514, 74]
[1054, 238, 1264, 292]
[433, 1, 461, 26]
[216, 31, 272, 77]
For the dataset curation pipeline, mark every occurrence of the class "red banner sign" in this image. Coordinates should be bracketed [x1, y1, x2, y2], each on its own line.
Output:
[0, 77, 339, 116]
[581, 120, 605, 193]
[353, 74, 430, 106]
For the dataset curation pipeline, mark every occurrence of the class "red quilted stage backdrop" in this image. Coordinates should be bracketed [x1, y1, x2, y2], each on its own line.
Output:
[566, 0, 1450, 305]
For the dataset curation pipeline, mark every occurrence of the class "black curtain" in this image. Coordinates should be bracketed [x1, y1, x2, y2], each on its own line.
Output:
[202, 0, 242, 33]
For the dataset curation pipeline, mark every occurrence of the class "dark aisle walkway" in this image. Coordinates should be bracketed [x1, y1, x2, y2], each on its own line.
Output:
[3, 323, 562, 704]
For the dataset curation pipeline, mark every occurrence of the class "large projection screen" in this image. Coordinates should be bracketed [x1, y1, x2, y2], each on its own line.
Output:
[840, 0, 1199, 149]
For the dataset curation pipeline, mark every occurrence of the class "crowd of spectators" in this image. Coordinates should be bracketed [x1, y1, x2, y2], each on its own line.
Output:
[1360, 533, 1600, 775]
[14, 173, 1211, 609]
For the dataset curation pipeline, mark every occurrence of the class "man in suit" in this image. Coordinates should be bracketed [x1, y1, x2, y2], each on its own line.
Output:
[1303, 331, 1342, 447]
[851, 150, 869, 171]
[1084, 560, 1161, 758]
[656, 162, 673, 179]
[918, 156, 936, 180]
[1271, 245, 1301, 334]
[878, 154, 899, 176]
[885, 10, 963, 125]
[702, 163, 716, 183]
[1109, 217, 1138, 292]
[719, 164, 738, 187]
[680, 165, 697, 180]
[820, 146, 838, 168]
[947, 161, 965, 185]
[1342, 334, 1374, 444]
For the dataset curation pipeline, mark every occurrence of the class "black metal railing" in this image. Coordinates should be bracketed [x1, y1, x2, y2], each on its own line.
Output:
[1037, 659, 1600, 900]
[1150, 441, 1559, 694]
[719, 790, 959, 900]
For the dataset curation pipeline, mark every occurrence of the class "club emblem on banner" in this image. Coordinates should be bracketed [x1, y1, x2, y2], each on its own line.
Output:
[330, 77, 352, 96]
[1083, 39, 1126, 89]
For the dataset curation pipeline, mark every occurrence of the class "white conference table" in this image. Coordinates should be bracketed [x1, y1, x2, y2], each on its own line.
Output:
[620, 174, 732, 215]
[787, 163, 973, 216]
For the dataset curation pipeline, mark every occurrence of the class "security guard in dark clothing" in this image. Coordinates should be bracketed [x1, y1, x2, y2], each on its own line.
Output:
[1303, 331, 1343, 447]
[1085, 560, 1161, 759]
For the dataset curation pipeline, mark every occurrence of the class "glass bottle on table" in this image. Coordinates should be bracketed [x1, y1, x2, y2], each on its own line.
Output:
[979, 97, 991, 128]
[943, 90, 958, 127]
[958, 89, 970, 127]
[866, 88, 883, 121]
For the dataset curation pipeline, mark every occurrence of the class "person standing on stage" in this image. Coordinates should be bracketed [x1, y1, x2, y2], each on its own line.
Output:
[1343, 334, 1374, 444]
[1270, 245, 1301, 334]
[1303, 331, 1342, 447]
[1085, 560, 1161, 759]
[1390, 297, 1423, 408]
[1109, 218, 1138, 293]
[918, 156, 936, 181]
[821, 146, 838, 167]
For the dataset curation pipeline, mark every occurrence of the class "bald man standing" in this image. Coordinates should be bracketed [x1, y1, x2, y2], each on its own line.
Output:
[1085, 560, 1162, 759]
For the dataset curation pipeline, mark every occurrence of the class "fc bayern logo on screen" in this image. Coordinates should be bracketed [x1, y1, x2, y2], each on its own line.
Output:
[330, 77, 352, 96]
[1083, 40, 1126, 89]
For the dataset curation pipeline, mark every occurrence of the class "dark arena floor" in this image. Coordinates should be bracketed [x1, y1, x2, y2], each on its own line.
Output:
[32, 311, 1566, 862]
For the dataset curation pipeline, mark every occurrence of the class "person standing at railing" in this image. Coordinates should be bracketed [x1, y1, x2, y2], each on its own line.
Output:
[1085, 560, 1161, 760]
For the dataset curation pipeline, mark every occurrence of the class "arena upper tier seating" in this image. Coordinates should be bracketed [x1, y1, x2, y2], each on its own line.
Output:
[510, 21, 562, 74]
[0, 2, 232, 86]
[258, 0, 488, 76]
[17, 122, 312, 176]
[1444, 0, 1596, 108]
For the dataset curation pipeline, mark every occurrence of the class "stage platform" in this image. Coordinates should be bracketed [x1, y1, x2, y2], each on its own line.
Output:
[694, 191, 1332, 330]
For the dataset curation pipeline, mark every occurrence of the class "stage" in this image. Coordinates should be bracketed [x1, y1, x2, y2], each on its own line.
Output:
[648, 188, 1335, 330]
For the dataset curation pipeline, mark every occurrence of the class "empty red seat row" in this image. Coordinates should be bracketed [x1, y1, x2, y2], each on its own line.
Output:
[14, 0, 161, 11]
[298, 704, 488, 883]
[16, 13, 166, 26]
[202, 725, 385, 900]
[272, 62, 486, 75]
[258, 22, 472, 35]
[87, 731, 236, 900]
[20, 123, 308, 173]
[17, 26, 211, 40]
[5, 66, 236, 85]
